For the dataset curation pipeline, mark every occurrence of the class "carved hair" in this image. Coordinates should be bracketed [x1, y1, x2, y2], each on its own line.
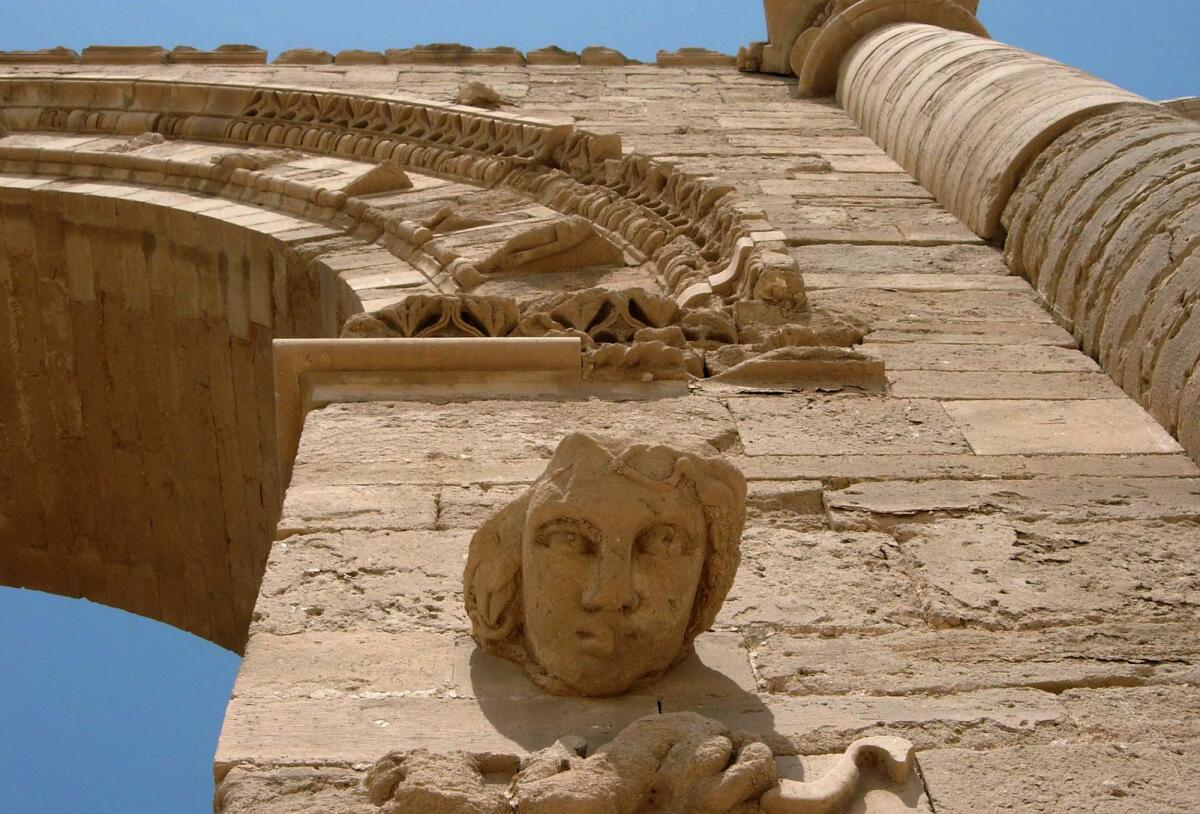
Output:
[463, 433, 746, 692]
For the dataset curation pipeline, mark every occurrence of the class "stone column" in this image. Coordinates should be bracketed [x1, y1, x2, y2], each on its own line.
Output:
[745, 0, 1200, 462]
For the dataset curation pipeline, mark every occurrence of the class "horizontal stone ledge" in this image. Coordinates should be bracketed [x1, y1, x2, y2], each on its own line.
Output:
[216, 687, 1068, 767]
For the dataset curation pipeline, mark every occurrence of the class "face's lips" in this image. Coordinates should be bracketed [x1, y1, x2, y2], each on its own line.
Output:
[573, 623, 617, 657]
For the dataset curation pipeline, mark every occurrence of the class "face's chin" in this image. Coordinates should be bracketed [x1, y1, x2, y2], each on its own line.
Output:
[525, 616, 684, 696]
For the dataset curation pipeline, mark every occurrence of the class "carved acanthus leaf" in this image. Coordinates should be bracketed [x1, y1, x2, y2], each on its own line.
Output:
[340, 294, 521, 339]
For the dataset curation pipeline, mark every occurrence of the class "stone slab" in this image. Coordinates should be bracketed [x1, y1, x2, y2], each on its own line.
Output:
[289, 398, 739, 486]
[664, 688, 1069, 756]
[233, 631, 457, 700]
[888, 371, 1126, 400]
[452, 631, 758, 702]
[826, 478, 1200, 530]
[217, 694, 660, 765]
[944, 399, 1183, 455]
[250, 530, 472, 638]
[919, 742, 1197, 814]
[753, 623, 1200, 696]
[728, 396, 972, 457]
[870, 344, 1100, 373]
[718, 527, 922, 633]
[895, 517, 1200, 628]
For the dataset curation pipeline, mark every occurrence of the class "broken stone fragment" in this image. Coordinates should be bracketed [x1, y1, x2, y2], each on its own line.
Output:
[455, 80, 510, 110]
[272, 47, 334, 65]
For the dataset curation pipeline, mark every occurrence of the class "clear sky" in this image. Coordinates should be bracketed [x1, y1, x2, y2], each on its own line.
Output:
[0, 2, 1197, 813]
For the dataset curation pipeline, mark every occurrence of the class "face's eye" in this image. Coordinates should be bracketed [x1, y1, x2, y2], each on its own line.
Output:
[636, 524, 694, 558]
[533, 521, 597, 556]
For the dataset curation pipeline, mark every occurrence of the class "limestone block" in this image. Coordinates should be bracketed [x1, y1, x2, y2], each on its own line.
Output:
[233, 631, 457, 700]
[727, 395, 972, 456]
[755, 623, 1200, 697]
[167, 44, 267, 64]
[216, 766, 372, 814]
[718, 527, 923, 632]
[80, 44, 168, 64]
[251, 530, 469, 637]
[272, 47, 334, 65]
[668, 688, 1069, 756]
[826, 479, 1200, 531]
[288, 399, 740, 488]
[919, 742, 1197, 814]
[0, 47, 78, 64]
[579, 45, 631, 66]
[1061, 685, 1200, 744]
[893, 517, 1200, 628]
[887, 370, 1126, 401]
[334, 49, 386, 65]
[276, 483, 437, 537]
[657, 48, 737, 68]
[526, 45, 579, 66]
[943, 399, 1183, 455]
[218, 694, 661, 764]
[386, 44, 525, 65]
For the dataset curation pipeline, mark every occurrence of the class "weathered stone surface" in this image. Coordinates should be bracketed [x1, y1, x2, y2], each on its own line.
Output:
[719, 527, 922, 632]
[668, 688, 1069, 756]
[1061, 685, 1200, 743]
[216, 766, 372, 814]
[827, 479, 1200, 530]
[276, 484, 438, 537]
[251, 530, 471, 637]
[728, 396, 971, 456]
[754, 623, 1200, 696]
[233, 631, 457, 700]
[895, 517, 1200, 628]
[791, 244, 1010, 276]
[944, 399, 1183, 455]
[919, 742, 1197, 814]
[291, 399, 740, 486]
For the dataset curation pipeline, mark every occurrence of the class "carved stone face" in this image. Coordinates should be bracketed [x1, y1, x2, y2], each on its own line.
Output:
[463, 433, 746, 697]
[521, 454, 709, 696]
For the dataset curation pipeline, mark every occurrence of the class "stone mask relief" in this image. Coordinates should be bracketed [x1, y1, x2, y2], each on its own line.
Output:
[464, 433, 746, 696]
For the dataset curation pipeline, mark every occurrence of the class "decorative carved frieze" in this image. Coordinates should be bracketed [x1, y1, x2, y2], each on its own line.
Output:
[0, 76, 804, 311]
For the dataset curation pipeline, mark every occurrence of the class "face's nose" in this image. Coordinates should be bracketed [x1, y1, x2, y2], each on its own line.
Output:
[581, 537, 639, 613]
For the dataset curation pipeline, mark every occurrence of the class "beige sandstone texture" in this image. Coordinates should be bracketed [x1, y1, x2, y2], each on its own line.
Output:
[463, 433, 747, 697]
[1, 1, 1198, 812]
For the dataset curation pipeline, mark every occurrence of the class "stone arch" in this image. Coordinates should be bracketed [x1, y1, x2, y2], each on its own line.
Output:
[0, 180, 365, 651]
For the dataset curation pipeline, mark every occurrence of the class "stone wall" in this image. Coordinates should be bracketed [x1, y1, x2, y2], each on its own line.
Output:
[0, 6, 1198, 812]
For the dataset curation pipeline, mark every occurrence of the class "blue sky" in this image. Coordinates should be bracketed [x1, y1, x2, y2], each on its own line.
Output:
[0, 2, 1197, 813]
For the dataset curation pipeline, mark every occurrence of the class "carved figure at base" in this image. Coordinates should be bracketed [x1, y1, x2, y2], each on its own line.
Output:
[463, 433, 746, 696]
[365, 712, 918, 814]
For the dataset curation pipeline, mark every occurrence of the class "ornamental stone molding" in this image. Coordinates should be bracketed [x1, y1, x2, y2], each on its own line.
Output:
[0, 76, 804, 310]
